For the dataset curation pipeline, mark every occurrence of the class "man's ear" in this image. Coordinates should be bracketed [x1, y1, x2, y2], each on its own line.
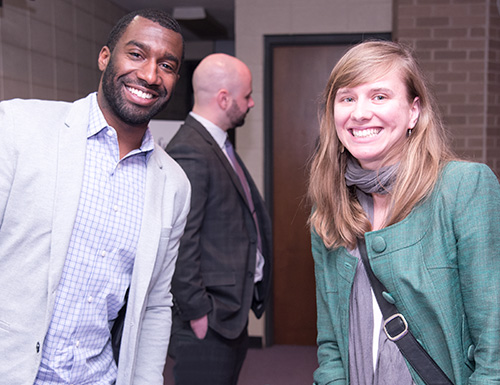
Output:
[217, 89, 230, 110]
[98, 46, 111, 72]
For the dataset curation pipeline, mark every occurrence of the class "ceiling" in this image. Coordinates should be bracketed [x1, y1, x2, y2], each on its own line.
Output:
[108, 0, 235, 41]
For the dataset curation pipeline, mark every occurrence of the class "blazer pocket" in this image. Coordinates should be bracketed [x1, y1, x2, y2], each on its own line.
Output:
[202, 271, 236, 287]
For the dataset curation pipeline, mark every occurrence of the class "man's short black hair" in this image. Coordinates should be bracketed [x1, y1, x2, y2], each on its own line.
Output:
[106, 8, 184, 58]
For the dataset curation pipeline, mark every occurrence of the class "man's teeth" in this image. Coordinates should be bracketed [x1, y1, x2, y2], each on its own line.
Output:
[127, 87, 153, 99]
[352, 128, 380, 138]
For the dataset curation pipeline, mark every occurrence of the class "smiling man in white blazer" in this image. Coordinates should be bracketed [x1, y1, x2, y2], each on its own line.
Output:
[0, 9, 190, 385]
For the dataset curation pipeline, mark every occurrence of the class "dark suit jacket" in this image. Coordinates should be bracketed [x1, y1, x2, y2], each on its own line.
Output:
[166, 115, 272, 339]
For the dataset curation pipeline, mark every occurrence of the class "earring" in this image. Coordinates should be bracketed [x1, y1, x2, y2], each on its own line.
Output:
[407, 128, 412, 137]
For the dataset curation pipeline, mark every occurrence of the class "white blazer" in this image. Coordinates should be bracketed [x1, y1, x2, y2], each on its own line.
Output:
[0, 94, 191, 385]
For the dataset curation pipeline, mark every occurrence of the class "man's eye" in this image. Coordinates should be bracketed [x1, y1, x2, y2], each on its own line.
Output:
[161, 63, 176, 73]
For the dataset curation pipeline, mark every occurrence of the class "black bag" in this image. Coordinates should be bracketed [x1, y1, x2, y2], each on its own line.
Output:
[111, 288, 129, 364]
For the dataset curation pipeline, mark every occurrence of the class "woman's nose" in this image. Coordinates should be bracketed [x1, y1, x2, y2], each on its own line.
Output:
[351, 98, 371, 121]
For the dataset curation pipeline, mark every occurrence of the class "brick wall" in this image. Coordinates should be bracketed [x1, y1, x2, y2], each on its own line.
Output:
[487, 0, 500, 174]
[395, 0, 500, 176]
[0, 0, 126, 102]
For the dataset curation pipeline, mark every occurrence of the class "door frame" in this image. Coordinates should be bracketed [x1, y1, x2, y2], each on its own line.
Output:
[263, 32, 391, 346]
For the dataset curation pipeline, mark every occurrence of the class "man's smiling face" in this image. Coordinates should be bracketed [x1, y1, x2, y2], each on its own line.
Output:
[97, 16, 183, 128]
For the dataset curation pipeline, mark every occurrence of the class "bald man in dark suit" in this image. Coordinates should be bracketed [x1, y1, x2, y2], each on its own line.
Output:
[166, 53, 272, 385]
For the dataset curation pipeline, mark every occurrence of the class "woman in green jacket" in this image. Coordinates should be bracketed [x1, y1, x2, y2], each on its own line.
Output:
[308, 40, 500, 385]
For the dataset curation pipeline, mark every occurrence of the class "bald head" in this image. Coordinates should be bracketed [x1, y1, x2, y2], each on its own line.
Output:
[192, 53, 254, 131]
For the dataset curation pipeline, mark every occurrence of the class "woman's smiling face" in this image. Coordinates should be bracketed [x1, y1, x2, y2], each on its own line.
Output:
[334, 70, 420, 170]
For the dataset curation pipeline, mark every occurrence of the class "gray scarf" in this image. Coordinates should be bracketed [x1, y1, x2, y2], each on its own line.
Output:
[345, 156, 398, 195]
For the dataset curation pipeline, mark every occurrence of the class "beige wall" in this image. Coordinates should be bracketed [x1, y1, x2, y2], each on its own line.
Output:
[234, 0, 393, 340]
[234, 0, 393, 194]
[0, 0, 126, 101]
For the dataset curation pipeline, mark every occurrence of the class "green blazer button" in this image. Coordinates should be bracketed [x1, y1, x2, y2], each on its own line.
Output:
[382, 291, 395, 304]
[467, 344, 475, 361]
[371, 236, 387, 253]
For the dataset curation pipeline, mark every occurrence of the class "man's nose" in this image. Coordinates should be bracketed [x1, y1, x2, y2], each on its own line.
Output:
[137, 61, 161, 85]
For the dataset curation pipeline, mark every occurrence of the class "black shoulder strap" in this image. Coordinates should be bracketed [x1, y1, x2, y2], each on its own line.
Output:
[357, 238, 454, 385]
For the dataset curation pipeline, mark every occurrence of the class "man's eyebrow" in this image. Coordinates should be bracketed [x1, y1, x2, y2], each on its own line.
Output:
[124, 39, 147, 51]
[124, 40, 180, 65]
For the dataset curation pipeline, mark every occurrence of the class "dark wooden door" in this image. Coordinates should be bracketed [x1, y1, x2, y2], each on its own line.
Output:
[271, 43, 349, 345]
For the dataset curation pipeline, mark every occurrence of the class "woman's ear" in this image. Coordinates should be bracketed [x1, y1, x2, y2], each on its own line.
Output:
[409, 97, 420, 129]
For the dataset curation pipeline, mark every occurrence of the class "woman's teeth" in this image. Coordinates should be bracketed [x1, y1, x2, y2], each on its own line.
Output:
[352, 128, 380, 138]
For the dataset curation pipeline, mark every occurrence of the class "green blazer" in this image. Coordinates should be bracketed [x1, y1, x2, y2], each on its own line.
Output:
[313, 161, 500, 385]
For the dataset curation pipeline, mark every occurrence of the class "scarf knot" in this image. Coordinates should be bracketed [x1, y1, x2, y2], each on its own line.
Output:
[345, 156, 398, 195]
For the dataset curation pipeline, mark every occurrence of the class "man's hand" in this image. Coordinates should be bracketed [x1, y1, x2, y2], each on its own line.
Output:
[190, 314, 208, 339]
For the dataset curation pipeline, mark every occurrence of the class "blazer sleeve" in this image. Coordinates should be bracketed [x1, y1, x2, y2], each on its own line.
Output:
[131, 157, 192, 385]
[452, 163, 500, 383]
[312, 229, 348, 385]
[167, 141, 213, 320]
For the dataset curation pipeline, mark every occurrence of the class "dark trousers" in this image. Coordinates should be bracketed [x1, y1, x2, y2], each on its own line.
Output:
[168, 313, 249, 385]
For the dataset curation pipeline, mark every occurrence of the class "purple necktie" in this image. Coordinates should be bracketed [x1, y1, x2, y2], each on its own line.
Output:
[224, 138, 263, 254]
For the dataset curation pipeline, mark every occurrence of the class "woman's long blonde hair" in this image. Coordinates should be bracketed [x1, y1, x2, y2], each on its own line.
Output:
[308, 40, 455, 250]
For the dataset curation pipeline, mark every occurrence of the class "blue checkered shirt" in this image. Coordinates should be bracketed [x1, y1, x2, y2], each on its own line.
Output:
[35, 93, 154, 384]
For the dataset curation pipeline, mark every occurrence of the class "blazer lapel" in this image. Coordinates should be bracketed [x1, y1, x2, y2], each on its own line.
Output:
[188, 117, 251, 210]
[129, 152, 165, 303]
[216, 146, 249, 207]
[48, 96, 91, 297]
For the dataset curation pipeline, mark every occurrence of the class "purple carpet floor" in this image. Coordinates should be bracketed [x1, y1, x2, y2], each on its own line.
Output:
[164, 344, 318, 384]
